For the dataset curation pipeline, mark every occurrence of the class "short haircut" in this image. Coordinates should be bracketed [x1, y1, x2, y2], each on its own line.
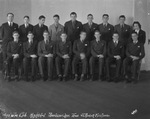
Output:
[43, 30, 49, 34]
[70, 12, 77, 16]
[24, 15, 29, 19]
[94, 30, 100, 34]
[133, 21, 141, 29]
[103, 14, 109, 17]
[61, 32, 67, 35]
[113, 32, 119, 35]
[28, 31, 33, 35]
[80, 31, 86, 34]
[7, 13, 14, 17]
[39, 15, 45, 20]
[13, 31, 19, 35]
[53, 14, 60, 19]
[131, 31, 138, 35]
[119, 15, 126, 19]
[87, 14, 93, 17]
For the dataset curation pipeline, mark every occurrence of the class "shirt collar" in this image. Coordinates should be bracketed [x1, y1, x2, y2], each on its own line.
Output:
[25, 23, 29, 27]
[103, 23, 108, 26]
[113, 40, 118, 43]
[96, 39, 100, 43]
[80, 39, 84, 43]
[133, 40, 138, 44]
[8, 21, 13, 26]
[135, 29, 140, 34]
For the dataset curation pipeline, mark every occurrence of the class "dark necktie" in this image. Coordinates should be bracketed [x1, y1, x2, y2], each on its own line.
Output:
[40, 24, 43, 28]
[133, 41, 137, 45]
[72, 21, 75, 29]
[9, 22, 12, 27]
[46, 40, 49, 45]
[104, 24, 106, 28]
[25, 24, 28, 28]
[29, 41, 32, 47]
[121, 25, 124, 32]
[89, 23, 92, 28]
[55, 25, 58, 31]
[114, 41, 118, 47]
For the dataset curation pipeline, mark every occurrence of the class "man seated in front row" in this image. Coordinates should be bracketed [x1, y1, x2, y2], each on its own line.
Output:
[6, 31, 22, 81]
[23, 32, 38, 81]
[38, 31, 55, 81]
[106, 32, 124, 82]
[89, 30, 106, 81]
[72, 31, 90, 81]
[123, 32, 145, 83]
[55, 33, 72, 81]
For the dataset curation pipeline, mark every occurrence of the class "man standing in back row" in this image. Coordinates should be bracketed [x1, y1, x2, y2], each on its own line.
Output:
[64, 12, 82, 43]
[49, 14, 64, 44]
[83, 14, 98, 42]
[33, 15, 48, 42]
[98, 14, 114, 45]
[114, 15, 131, 46]
[1, 13, 18, 62]
[19, 16, 33, 43]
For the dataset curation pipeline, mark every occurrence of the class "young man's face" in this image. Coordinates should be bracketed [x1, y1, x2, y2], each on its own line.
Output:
[39, 18, 45, 25]
[70, 14, 77, 21]
[61, 34, 67, 42]
[94, 32, 101, 40]
[87, 15, 93, 23]
[113, 34, 119, 40]
[7, 14, 14, 22]
[27, 33, 34, 40]
[80, 32, 86, 40]
[102, 16, 109, 23]
[132, 33, 138, 41]
[13, 33, 19, 40]
[53, 17, 59, 24]
[119, 17, 125, 24]
[43, 33, 49, 40]
[24, 17, 29, 24]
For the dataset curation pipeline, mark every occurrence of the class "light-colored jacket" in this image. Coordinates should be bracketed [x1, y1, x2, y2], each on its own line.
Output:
[49, 23, 64, 43]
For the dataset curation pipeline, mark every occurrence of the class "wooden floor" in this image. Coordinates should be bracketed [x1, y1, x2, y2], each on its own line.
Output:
[0, 71, 150, 119]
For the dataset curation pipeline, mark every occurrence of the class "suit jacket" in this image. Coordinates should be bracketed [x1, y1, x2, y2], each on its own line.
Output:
[49, 23, 64, 43]
[23, 40, 37, 57]
[114, 24, 131, 45]
[83, 22, 98, 42]
[64, 20, 82, 43]
[56, 40, 72, 57]
[33, 24, 48, 42]
[19, 24, 33, 43]
[107, 40, 124, 58]
[98, 23, 114, 44]
[132, 29, 146, 44]
[7, 41, 22, 58]
[1, 22, 18, 52]
[73, 39, 90, 57]
[91, 40, 106, 57]
[38, 40, 55, 57]
[126, 41, 145, 60]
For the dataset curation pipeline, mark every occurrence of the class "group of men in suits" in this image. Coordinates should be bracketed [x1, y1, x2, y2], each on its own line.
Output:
[0, 12, 146, 83]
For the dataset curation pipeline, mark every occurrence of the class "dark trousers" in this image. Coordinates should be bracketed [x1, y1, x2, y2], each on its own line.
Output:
[38, 56, 53, 78]
[72, 56, 87, 75]
[6, 57, 20, 76]
[123, 57, 140, 78]
[106, 57, 122, 77]
[2, 51, 7, 72]
[23, 57, 37, 77]
[89, 56, 104, 76]
[2, 51, 7, 61]
[55, 56, 70, 76]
